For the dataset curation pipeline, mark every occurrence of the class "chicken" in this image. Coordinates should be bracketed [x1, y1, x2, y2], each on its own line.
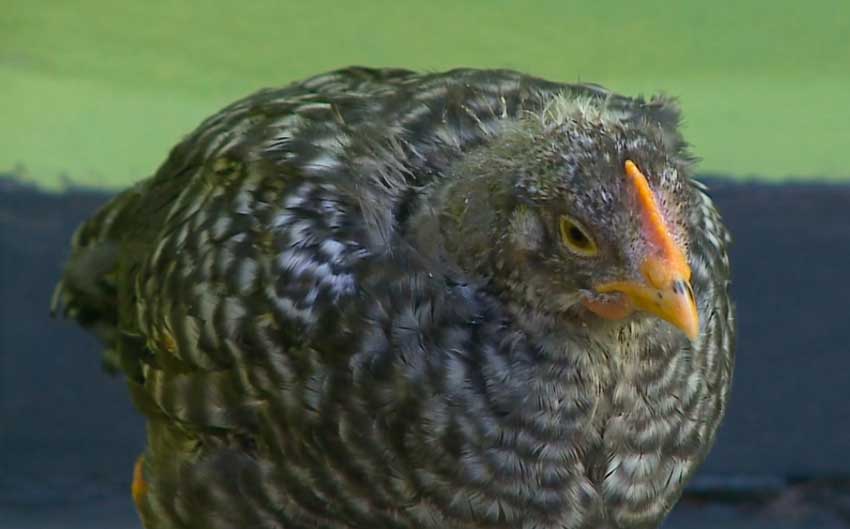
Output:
[53, 67, 735, 529]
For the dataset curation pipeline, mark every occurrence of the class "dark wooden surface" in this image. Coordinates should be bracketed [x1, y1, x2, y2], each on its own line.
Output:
[2, 177, 849, 527]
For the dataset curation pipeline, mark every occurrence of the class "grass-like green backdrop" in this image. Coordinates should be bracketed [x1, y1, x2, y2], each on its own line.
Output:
[3, 0, 849, 189]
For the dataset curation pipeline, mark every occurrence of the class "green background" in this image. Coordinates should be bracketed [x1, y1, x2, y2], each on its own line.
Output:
[3, 0, 849, 189]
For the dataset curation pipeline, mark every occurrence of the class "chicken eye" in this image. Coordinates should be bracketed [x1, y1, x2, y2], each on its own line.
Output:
[559, 215, 598, 257]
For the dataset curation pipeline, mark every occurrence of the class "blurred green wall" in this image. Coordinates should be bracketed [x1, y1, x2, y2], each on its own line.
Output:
[3, 0, 849, 189]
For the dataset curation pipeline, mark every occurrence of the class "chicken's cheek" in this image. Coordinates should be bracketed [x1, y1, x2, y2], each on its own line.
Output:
[581, 293, 635, 320]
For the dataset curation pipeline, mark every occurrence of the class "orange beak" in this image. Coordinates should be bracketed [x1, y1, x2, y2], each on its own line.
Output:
[587, 160, 700, 341]
[593, 256, 699, 341]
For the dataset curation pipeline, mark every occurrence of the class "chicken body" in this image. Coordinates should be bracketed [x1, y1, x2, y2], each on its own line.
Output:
[55, 67, 734, 529]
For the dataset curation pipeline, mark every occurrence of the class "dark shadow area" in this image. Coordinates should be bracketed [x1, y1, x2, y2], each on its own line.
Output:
[1, 176, 849, 528]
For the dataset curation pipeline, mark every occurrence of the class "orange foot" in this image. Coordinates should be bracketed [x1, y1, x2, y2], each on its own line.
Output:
[132, 455, 147, 508]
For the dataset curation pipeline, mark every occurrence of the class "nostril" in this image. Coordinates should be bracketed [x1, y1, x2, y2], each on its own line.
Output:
[685, 282, 696, 303]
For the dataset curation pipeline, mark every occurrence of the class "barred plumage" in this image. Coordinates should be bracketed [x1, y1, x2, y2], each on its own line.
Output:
[54, 67, 734, 529]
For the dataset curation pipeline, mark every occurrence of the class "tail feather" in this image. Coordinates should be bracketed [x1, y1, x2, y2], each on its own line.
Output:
[52, 186, 145, 372]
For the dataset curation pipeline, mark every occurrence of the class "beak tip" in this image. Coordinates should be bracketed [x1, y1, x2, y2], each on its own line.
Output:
[666, 298, 700, 342]
[683, 320, 700, 342]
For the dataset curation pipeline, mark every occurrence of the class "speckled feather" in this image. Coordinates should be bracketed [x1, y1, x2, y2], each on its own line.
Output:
[54, 67, 734, 529]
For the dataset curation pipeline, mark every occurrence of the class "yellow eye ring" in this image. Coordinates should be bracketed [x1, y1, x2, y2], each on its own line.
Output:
[559, 215, 599, 257]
